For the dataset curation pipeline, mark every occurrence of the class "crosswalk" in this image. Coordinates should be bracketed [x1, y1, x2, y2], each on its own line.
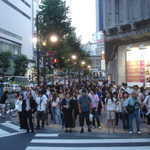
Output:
[26, 133, 150, 150]
[0, 121, 25, 138]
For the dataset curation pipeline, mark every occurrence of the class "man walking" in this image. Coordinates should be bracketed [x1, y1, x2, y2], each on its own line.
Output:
[36, 91, 47, 129]
[126, 91, 141, 134]
[78, 89, 92, 133]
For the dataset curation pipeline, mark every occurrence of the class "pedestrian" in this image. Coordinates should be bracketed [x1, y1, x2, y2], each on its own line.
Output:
[78, 89, 92, 133]
[121, 92, 129, 130]
[51, 93, 61, 124]
[22, 91, 35, 133]
[15, 93, 24, 129]
[126, 91, 141, 134]
[89, 90, 101, 128]
[105, 92, 116, 133]
[113, 92, 122, 127]
[0, 90, 8, 118]
[143, 92, 150, 124]
[35, 91, 47, 129]
[61, 93, 74, 132]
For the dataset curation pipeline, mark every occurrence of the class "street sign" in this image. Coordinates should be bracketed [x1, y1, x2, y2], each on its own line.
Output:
[47, 51, 56, 57]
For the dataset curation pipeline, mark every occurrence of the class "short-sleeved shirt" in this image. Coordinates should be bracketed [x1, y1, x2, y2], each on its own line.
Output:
[79, 95, 91, 112]
[36, 95, 47, 111]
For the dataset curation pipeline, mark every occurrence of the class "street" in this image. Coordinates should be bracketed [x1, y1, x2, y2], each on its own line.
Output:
[0, 120, 150, 150]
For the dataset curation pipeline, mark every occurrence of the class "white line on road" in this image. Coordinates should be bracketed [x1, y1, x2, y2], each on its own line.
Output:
[0, 129, 10, 137]
[0, 129, 25, 138]
[35, 133, 59, 137]
[30, 138, 150, 144]
[1, 122, 20, 132]
[26, 146, 150, 150]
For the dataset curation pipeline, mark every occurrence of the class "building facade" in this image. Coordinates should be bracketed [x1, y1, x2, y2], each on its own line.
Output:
[96, 0, 104, 31]
[102, 0, 150, 86]
[0, 0, 34, 59]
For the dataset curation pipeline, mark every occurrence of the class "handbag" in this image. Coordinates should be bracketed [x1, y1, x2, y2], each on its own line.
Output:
[89, 113, 93, 122]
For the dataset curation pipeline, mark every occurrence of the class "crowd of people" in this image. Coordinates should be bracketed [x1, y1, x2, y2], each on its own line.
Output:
[1, 80, 150, 134]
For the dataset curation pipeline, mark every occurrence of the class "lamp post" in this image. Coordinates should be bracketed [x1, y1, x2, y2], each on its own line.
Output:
[34, 13, 45, 85]
[36, 13, 41, 86]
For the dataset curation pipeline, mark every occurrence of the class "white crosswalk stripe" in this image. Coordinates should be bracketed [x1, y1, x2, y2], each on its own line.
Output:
[25, 133, 150, 150]
[0, 129, 10, 137]
[35, 133, 59, 137]
[26, 147, 150, 150]
[1, 121, 21, 132]
[30, 138, 150, 144]
[0, 121, 25, 138]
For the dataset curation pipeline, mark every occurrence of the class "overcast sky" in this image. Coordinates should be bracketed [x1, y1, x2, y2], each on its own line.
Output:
[65, 0, 96, 44]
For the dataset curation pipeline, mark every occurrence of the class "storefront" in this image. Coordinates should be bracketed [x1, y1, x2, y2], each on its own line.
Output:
[120, 42, 150, 87]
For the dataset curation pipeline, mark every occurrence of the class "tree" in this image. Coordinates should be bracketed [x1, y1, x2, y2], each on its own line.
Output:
[14, 55, 28, 76]
[0, 51, 12, 76]
[38, 0, 91, 73]
[38, 0, 72, 41]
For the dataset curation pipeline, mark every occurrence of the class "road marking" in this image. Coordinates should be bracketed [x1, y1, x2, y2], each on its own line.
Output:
[31, 138, 150, 144]
[26, 146, 150, 150]
[1, 121, 21, 132]
[35, 133, 59, 137]
[0, 121, 26, 138]
[0, 129, 10, 137]
[0, 129, 25, 138]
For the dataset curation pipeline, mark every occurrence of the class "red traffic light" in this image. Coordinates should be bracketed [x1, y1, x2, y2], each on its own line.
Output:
[51, 58, 58, 64]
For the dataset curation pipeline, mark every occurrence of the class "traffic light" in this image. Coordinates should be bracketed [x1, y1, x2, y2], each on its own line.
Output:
[51, 58, 58, 68]
[51, 58, 58, 64]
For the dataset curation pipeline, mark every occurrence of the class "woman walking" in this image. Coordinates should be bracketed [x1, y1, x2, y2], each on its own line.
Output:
[105, 92, 116, 133]
[61, 93, 74, 132]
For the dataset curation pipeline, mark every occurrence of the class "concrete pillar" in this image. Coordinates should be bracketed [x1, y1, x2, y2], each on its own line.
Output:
[117, 46, 126, 84]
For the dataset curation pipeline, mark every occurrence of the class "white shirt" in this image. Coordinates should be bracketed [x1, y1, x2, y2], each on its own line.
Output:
[15, 99, 22, 112]
[36, 95, 47, 111]
[46, 90, 51, 98]
[51, 97, 60, 108]
[89, 94, 99, 109]
[115, 101, 122, 112]
[106, 98, 116, 111]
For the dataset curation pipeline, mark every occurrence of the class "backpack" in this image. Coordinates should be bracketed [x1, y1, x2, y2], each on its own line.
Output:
[126, 101, 140, 114]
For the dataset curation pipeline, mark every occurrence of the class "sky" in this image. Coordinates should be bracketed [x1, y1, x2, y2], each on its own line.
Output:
[65, 0, 96, 44]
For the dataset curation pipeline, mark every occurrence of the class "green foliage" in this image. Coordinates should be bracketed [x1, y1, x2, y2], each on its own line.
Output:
[38, 0, 72, 39]
[38, 0, 91, 71]
[14, 55, 28, 76]
[0, 51, 12, 75]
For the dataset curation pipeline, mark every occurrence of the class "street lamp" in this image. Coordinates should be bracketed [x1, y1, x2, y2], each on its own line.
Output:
[32, 37, 38, 44]
[50, 35, 58, 43]
[71, 55, 77, 60]
[87, 65, 91, 69]
[42, 41, 47, 46]
[81, 61, 86, 65]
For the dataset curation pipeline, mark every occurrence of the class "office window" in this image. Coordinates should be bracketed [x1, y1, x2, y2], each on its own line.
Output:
[0, 39, 21, 55]
[115, 0, 119, 24]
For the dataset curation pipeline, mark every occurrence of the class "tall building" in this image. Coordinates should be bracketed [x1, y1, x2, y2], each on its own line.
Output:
[95, 0, 106, 77]
[0, 0, 34, 59]
[102, 0, 150, 86]
[96, 0, 103, 32]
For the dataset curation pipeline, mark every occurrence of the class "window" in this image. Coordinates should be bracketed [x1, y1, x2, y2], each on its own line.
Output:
[2, 0, 31, 20]
[115, 0, 119, 24]
[0, 38, 21, 55]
